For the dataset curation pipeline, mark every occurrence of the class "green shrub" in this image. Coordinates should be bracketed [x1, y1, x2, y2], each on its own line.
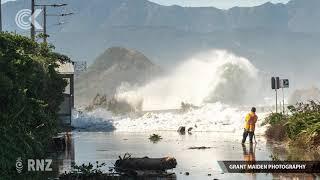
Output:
[264, 101, 320, 149]
[262, 112, 287, 126]
[0, 32, 68, 177]
[285, 101, 320, 139]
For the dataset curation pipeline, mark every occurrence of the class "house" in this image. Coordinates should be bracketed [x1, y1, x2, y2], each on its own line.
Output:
[56, 61, 74, 126]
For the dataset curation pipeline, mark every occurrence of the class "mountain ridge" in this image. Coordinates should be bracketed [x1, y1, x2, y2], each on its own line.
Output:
[3, 0, 320, 87]
[75, 47, 161, 105]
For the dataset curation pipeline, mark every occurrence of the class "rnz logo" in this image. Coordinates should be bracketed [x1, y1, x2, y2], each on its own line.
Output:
[16, 157, 23, 173]
[28, 159, 53, 171]
[16, 158, 53, 173]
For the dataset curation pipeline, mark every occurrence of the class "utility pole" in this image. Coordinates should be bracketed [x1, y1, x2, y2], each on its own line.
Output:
[43, 5, 46, 43]
[31, 0, 35, 40]
[35, 3, 72, 43]
[275, 89, 278, 113]
[271, 77, 280, 113]
[282, 87, 285, 114]
[0, 0, 3, 32]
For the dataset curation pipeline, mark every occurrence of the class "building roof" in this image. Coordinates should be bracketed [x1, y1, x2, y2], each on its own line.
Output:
[56, 62, 74, 74]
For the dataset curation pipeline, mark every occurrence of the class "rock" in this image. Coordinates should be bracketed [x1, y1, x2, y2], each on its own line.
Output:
[208, 173, 212, 176]
[185, 172, 190, 176]
[177, 126, 186, 134]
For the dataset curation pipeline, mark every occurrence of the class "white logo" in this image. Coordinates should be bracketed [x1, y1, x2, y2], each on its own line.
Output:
[16, 158, 53, 173]
[28, 159, 53, 172]
[16, 157, 23, 173]
[15, 9, 43, 30]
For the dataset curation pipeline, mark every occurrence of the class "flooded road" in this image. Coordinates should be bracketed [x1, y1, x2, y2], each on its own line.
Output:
[54, 131, 319, 180]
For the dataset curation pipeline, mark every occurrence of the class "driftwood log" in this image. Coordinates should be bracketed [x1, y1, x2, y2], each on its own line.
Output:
[115, 154, 177, 172]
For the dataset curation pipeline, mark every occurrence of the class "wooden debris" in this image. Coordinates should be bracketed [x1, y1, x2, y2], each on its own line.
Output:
[188, 146, 212, 150]
[115, 153, 177, 173]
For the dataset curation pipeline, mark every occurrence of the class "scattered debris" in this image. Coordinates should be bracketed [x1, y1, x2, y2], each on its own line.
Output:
[177, 126, 186, 134]
[149, 134, 162, 143]
[115, 153, 177, 176]
[188, 146, 212, 150]
[60, 155, 177, 179]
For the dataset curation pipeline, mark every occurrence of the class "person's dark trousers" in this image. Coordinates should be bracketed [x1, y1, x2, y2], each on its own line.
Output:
[242, 129, 254, 143]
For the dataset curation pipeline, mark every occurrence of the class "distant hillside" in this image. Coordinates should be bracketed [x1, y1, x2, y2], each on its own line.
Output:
[75, 47, 161, 105]
[3, 0, 320, 86]
[289, 87, 320, 104]
[58, 0, 320, 33]
[50, 0, 320, 82]
[5, 0, 320, 33]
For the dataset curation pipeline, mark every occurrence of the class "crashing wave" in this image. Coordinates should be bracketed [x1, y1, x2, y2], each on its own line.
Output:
[115, 50, 262, 111]
[72, 50, 269, 132]
[72, 103, 268, 133]
[72, 108, 115, 131]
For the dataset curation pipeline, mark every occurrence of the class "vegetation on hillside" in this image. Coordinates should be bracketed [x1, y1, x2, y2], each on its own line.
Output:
[0, 32, 69, 177]
[264, 101, 320, 150]
[85, 93, 142, 114]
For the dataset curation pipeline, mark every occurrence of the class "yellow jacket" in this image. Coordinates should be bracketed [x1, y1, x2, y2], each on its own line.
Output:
[244, 112, 258, 132]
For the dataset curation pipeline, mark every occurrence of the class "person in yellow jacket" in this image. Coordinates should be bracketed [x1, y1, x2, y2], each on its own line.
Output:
[242, 107, 258, 144]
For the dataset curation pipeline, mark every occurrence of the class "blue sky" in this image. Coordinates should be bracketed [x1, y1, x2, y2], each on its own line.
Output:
[148, 0, 291, 9]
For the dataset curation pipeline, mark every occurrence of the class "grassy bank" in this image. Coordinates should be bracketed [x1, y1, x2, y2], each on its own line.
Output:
[0, 32, 69, 178]
[263, 101, 320, 151]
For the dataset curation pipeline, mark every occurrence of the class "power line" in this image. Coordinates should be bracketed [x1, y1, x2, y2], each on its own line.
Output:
[31, 1, 73, 42]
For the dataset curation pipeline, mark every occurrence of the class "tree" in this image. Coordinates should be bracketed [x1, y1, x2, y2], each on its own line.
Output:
[0, 32, 68, 177]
